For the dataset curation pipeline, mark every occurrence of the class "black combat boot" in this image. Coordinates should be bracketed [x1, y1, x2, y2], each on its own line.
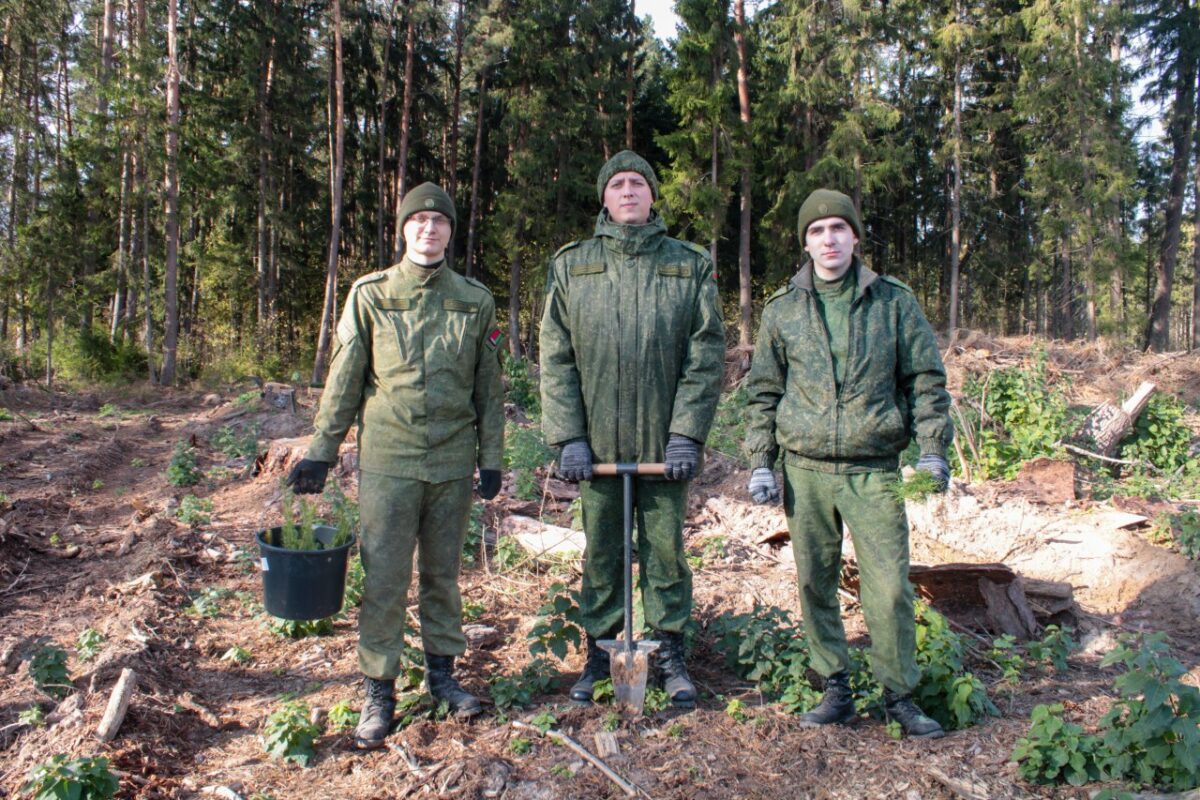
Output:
[884, 689, 945, 739]
[798, 671, 856, 727]
[656, 632, 696, 708]
[570, 634, 612, 704]
[425, 653, 483, 719]
[354, 677, 396, 749]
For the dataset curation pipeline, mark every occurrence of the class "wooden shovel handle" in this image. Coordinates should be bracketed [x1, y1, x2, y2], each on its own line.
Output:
[591, 463, 668, 477]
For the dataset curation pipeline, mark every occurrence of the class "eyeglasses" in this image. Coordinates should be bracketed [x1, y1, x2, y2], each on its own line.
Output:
[408, 213, 451, 228]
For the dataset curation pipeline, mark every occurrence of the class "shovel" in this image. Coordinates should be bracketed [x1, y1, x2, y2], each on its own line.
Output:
[593, 462, 666, 714]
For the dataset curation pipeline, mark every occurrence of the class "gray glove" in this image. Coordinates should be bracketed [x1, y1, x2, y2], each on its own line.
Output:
[748, 468, 780, 504]
[664, 434, 700, 481]
[557, 439, 593, 482]
[915, 453, 950, 492]
[286, 459, 330, 494]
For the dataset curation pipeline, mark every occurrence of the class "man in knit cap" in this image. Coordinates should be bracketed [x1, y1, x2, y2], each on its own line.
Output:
[743, 188, 953, 738]
[539, 151, 724, 708]
[288, 182, 505, 749]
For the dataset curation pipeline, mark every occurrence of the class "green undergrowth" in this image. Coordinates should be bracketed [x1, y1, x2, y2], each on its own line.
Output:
[1013, 632, 1200, 793]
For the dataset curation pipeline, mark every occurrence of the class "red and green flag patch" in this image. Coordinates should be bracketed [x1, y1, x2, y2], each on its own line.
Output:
[486, 328, 505, 350]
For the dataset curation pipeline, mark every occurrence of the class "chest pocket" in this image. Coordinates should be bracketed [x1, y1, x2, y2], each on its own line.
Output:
[432, 298, 480, 383]
[371, 297, 416, 369]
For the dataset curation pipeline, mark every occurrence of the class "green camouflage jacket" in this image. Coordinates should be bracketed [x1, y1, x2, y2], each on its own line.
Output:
[306, 258, 505, 481]
[539, 210, 724, 464]
[744, 258, 952, 473]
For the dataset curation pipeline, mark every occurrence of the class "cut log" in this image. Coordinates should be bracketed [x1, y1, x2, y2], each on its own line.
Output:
[1072, 381, 1156, 457]
[594, 731, 622, 760]
[96, 668, 137, 741]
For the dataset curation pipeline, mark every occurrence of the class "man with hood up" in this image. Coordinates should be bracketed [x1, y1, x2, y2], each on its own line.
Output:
[539, 151, 725, 708]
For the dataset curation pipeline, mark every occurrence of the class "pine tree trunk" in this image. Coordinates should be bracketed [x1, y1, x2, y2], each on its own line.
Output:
[948, 20, 963, 335]
[733, 0, 752, 356]
[312, 0, 346, 386]
[160, 0, 181, 385]
[464, 68, 488, 279]
[391, 5, 415, 262]
[448, 0, 464, 200]
[1193, 115, 1200, 349]
[1147, 45, 1197, 352]
[625, 0, 636, 149]
[375, 0, 398, 268]
[111, 151, 131, 341]
[508, 211, 525, 359]
[256, 3, 277, 327]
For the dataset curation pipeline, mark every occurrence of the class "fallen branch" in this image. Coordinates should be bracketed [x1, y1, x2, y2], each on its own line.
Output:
[512, 720, 639, 798]
[1059, 442, 1158, 472]
[96, 668, 138, 741]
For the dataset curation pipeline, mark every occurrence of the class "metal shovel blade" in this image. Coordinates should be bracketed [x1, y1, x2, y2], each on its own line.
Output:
[598, 639, 660, 714]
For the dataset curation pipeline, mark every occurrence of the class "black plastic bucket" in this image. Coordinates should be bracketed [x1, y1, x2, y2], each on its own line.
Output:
[257, 525, 356, 620]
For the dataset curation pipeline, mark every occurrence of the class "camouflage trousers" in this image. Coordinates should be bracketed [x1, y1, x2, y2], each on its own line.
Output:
[356, 470, 473, 679]
[578, 477, 692, 637]
[783, 465, 920, 694]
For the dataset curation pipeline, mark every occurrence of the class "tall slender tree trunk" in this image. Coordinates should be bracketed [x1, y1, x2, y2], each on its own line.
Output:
[447, 0, 465, 200]
[1147, 47, 1198, 352]
[160, 0, 182, 385]
[1193, 111, 1200, 349]
[508, 211, 525, 359]
[1108, 28, 1125, 327]
[391, 4, 416, 262]
[733, 0, 752, 357]
[312, 0, 346, 386]
[111, 151, 131, 341]
[375, 0, 398, 267]
[1074, 7, 1097, 341]
[948, 7, 963, 336]
[625, 0, 636, 149]
[464, 68, 488, 279]
[256, 0, 277, 326]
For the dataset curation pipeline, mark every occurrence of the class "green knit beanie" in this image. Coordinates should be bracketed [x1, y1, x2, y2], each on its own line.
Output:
[398, 182, 457, 235]
[797, 189, 863, 242]
[596, 150, 659, 203]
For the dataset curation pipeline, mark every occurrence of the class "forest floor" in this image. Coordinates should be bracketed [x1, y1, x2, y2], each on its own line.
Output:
[1, 336, 1200, 800]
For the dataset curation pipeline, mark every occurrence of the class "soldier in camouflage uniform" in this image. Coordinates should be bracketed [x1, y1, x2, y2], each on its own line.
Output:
[539, 151, 724, 707]
[744, 188, 953, 738]
[288, 182, 505, 749]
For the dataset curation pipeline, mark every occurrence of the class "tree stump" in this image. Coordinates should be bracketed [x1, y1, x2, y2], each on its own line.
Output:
[1073, 381, 1156, 457]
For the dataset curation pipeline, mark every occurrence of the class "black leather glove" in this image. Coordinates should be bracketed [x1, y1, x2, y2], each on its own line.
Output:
[557, 439, 593, 482]
[664, 433, 700, 481]
[286, 459, 330, 494]
[915, 453, 951, 493]
[477, 469, 502, 500]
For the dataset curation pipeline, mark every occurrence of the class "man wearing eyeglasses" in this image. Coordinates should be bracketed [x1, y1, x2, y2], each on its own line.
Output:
[288, 182, 505, 749]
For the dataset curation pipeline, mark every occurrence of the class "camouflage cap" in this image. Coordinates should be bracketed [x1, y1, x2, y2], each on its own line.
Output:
[596, 150, 659, 202]
[398, 182, 457, 235]
[797, 189, 863, 241]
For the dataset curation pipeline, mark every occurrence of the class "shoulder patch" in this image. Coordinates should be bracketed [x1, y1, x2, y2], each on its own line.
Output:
[351, 270, 387, 289]
[553, 240, 583, 259]
[881, 275, 915, 294]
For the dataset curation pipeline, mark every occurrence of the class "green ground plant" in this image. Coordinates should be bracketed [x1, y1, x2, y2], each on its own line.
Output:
[959, 354, 1075, 480]
[529, 710, 557, 733]
[327, 701, 359, 732]
[97, 403, 120, 418]
[344, 554, 365, 607]
[491, 535, 525, 572]
[503, 423, 556, 501]
[1120, 393, 1194, 473]
[1012, 632, 1200, 792]
[28, 646, 71, 698]
[911, 602, 998, 730]
[1026, 625, 1077, 673]
[211, 424, 260, 460]
[167, 441, 202, 487]
[261, 700, 322, 767]
[725, 697, 750, 722]
[0, 407, 13, 421]
[988, 634, 1025, 685]
[504, 354, 540, 416]
[643, 687, 670, 714]
[20, 754, 118, 799]
[710, 606, 819, 713]
[221, 646, 253, 664]
[490, 658, 557, 711]
[889, 470, 942, 502]
[509, 736, 533, 755]
[708, 386, 750, 465]
[263, 615, 335, 639]
[176, 495, 213, 526]
[76, 628, 105, 661]
[18, 705, 45, 727]
[186, 587, 231, 618]
[527, 582, 583, 661]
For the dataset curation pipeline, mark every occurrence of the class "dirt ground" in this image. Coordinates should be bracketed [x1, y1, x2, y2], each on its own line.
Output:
[2, 338, 1199, 800]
